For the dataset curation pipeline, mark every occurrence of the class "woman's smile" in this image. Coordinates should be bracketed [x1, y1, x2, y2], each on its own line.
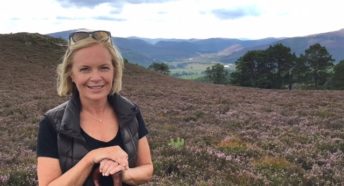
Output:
[86, 84, 105, 93]
[87, 84, 105, 89]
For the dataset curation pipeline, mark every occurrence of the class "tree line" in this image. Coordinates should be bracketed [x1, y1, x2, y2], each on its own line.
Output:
[205, 43, 344, 90]
[145, 43, 344, 90]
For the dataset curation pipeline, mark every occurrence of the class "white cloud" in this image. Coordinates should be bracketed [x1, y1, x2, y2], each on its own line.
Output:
[1, 0, 344, 39]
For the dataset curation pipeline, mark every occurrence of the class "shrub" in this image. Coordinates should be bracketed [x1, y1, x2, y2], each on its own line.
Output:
[168, 137, 185, 150]
[148, 62, 170, 75]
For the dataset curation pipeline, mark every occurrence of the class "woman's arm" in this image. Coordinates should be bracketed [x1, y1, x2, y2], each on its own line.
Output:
[37, 154, 93, 186]
[121, 136, 153, 185]
[37, 146, 128, 186]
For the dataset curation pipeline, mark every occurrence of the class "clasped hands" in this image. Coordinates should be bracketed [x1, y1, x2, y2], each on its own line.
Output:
[91, 146, 129, 185]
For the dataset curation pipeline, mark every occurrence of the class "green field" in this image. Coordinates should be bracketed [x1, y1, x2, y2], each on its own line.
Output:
[169, 61, 235, 79]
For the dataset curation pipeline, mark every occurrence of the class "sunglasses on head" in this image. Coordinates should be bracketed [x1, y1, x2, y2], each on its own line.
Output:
[68, 30, 112, 45]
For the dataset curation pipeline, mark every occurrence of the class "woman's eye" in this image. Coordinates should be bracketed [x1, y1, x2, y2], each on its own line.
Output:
[100, 66, 110, 71]
[80, 67, 90, 72]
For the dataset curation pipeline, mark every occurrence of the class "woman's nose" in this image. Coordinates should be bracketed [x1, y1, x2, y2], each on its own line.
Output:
[90, 70, 102, 81]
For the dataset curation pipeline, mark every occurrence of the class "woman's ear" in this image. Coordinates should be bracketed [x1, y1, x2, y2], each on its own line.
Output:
[70, 73, 74, 82]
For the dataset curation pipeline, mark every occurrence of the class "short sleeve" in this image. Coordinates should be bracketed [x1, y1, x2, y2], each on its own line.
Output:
[136, 109, 148, 139]
[36, 116, 59, 158]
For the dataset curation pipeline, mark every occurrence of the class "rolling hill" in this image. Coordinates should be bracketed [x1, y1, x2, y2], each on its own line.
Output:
[49, 28, 344, 68]
[48, 30, 280, 66]
[1, 33, 344, 185]
[219, 28, 344, 64]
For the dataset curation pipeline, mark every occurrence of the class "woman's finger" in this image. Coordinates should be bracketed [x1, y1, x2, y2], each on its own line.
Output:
[108, 164, 125, 175]
[112, 157, 128, 170]
[100, 159, 115, 176]
[104, 161, 118, 176]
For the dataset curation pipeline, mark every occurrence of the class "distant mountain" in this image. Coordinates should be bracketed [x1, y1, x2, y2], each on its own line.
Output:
[116, 37, 279, 66]
[219, 29, 344, 64]
[279, 29, 344, 62]
[48, 30, 280, 66]
[48, 28, 344, 67]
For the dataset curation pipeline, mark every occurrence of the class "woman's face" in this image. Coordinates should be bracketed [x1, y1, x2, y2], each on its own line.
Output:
[70, 44, 114, 102]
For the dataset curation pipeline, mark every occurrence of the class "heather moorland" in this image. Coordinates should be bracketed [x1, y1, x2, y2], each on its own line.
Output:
[0, 33, 343, 185]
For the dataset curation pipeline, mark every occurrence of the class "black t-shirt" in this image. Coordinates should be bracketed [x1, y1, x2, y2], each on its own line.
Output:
[37, 110, 148, 158]
[37, 109, 148, 185]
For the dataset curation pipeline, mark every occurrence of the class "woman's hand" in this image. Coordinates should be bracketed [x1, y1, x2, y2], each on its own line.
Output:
[92, 159, 124, 186]
[90, 145, 129, 169]
[99, 159, 126, 176]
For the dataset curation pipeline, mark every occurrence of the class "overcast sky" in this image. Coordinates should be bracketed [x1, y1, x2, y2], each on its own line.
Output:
[1, 0, 344, 39]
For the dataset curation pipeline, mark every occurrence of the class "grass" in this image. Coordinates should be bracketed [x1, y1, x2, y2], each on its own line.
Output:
[217, 137, 250, 155]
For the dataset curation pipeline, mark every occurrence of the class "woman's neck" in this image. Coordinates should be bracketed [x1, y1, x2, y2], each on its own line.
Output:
[80, 97, 110, 115]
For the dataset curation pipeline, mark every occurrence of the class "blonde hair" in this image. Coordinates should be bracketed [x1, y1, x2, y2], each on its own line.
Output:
[57, 38, 124, 96]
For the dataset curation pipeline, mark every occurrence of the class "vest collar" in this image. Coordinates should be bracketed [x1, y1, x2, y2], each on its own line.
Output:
[59, 92, 137, 139]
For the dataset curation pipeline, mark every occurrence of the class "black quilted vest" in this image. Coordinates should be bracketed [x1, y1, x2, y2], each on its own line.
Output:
[45, 93, 139, 186]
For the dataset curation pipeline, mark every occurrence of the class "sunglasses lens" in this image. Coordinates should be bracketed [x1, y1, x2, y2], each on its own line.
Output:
[93, 31, 111, 41]
[71, 32, 90, 42]
[69, 31, 112, 45]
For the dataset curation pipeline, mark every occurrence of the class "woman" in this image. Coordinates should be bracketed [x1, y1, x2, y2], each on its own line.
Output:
[37, 30, 153, 186]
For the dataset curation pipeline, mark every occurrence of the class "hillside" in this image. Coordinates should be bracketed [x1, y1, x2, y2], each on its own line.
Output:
[279, 29, 344, 61]
[50, 29, 344, 68]
[49, 30, 280, 66]
[219, 28, 344, 64]
[1, 33, 344, 185]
